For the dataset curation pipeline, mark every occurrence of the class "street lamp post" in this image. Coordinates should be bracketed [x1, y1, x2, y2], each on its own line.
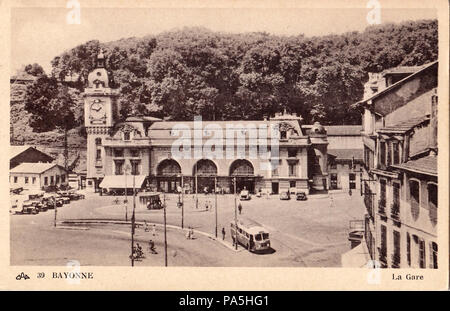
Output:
[130, 174, 136, 267]
[234, 176, 237, 250]
[181, 174, 184, 229]
[215, 176, 218, 238]
[195, 164, 198, 209]
[163, 193, 168, 267]
[124, 164, 130, 222]
[53, 198, 57, 228]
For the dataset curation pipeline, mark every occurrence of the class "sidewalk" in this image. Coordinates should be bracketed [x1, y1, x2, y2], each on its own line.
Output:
[341, 238, 371, 267]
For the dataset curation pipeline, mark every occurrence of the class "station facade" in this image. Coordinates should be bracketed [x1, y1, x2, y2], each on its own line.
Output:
[84, 52, 335, 195]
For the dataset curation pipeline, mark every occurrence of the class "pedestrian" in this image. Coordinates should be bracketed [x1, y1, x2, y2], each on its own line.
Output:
[222, 227, 226, 240]
[152, 224, 157, 236]
[238, 203, 242, 215]
[348, 189, 352, 196]
[149, 239, 156, 254]
[186, 228, 191, 240]
[190, 227, 194, 239]
[144, 220, 149, 232]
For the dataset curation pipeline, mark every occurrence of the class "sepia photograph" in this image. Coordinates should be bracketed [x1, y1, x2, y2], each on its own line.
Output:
[2, 0, 448, 291]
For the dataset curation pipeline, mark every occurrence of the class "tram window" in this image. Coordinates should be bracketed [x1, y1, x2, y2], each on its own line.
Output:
[263, 233, 269, 240]
[255, 234, 262, 241]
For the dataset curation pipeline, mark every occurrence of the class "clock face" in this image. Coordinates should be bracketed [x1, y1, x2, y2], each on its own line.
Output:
[90, 100, 105, 119]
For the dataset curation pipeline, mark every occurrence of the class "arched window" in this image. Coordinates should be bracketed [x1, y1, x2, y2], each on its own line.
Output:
[157, 159, 181, 176]
[230, 159, 254, 176]
[193, 159, 217, 176]
[95, 138, 102, 145]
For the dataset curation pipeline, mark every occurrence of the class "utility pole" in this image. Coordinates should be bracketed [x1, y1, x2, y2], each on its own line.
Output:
[163, 193, 168, 267]
[234, 176, 237, 250]
[131, 174, 136, 267]
[215, 176, 218, 238]
[63, 127, 68, 173]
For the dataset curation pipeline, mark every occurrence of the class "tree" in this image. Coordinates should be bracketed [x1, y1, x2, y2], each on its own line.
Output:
[24, 63, 44, 76]
[46, 20, 438, 125]
[24, 75, 76, 133]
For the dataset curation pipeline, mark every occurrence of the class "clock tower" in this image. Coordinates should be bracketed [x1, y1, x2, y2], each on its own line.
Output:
[83, 50, 119, 192]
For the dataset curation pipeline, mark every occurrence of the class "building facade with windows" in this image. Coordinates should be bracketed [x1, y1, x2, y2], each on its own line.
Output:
[84, 51, 333, 195]
[9, 163, 68, 191]
[325, 126, 364, 191]
[359, 61, 438, 268]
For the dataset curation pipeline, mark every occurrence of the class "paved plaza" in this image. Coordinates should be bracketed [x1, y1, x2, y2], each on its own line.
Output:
[11, 191, 365, 267]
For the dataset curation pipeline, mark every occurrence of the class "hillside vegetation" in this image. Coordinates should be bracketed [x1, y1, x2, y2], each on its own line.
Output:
[11, 19, 438, 146]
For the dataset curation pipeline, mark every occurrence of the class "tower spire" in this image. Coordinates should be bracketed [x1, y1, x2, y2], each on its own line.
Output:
[97, 48, 105, 68]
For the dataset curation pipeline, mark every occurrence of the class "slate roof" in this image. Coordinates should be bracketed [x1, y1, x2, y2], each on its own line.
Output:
[10, 145, 54, 161]
[327, 149, 364, 160]
[10, 146, 32, 159]
[382, 65, 427, 75]
[324, 125, 362, 136]
[10, 163, 64, 174]
[392, 155, 437, 176]
[357, 61, 438, 106]
[378, 115, 429, 133]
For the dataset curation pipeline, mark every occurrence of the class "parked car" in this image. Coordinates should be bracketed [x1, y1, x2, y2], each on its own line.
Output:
[21, 201, 39, 214]
[279, 191, 290, 200]
[33, 199, 48, 212]
[52, 195, 64, 207]
[42, 197, 55, 209]
[240, 190, 251, 201]
[296, 192, 307, 201]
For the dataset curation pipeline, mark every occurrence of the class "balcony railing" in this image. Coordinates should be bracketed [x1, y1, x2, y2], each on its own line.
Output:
[391, 253, 400, 268]
[391, 202, 400, 220]
[378, 199, 386, 214]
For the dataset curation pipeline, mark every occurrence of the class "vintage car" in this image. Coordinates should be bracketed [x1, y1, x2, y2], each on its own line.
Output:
[33, 199, 48, 212]
[296, 192, 308, 201]
[240, 190, 251, 201]
[21, 201, 39, 214]
[58, 191, 72, 203]
[279, 191, 290, 200]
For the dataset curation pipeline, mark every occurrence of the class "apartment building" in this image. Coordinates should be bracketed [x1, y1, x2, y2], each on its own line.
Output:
[358, 61, 438, 268]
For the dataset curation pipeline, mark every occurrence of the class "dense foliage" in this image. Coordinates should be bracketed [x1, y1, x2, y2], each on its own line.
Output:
[28, 19, 438, 132]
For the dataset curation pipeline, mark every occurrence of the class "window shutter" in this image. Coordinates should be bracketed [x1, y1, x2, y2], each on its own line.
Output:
[429, 243, 433, 268]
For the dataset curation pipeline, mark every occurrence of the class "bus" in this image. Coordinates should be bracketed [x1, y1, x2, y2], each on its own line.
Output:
[230, 218, 271, 252]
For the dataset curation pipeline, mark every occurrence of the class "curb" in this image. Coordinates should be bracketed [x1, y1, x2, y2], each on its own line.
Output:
[59, 219, 242, 252]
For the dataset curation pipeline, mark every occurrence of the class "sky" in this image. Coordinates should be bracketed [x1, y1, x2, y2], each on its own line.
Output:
[11, 7, 437, 74]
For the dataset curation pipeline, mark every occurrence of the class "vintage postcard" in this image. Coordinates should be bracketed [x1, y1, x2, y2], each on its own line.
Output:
[0, 0, 448, 291]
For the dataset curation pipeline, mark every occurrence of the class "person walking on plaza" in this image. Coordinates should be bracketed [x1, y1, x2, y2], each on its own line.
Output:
[238, 202, 242, 215]
[152, 224, 157, 236]
[148, 239, 156, 254]
[222, 227, 226, 240]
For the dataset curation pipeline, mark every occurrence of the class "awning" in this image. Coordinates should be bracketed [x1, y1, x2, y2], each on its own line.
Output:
[99, 175, 147, 189]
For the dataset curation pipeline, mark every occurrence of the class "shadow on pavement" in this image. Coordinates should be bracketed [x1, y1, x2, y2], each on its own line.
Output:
[253, 247, 276, 255]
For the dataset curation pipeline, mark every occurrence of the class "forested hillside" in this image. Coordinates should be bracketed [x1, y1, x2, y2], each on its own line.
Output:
[12, 19, 438, 145]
